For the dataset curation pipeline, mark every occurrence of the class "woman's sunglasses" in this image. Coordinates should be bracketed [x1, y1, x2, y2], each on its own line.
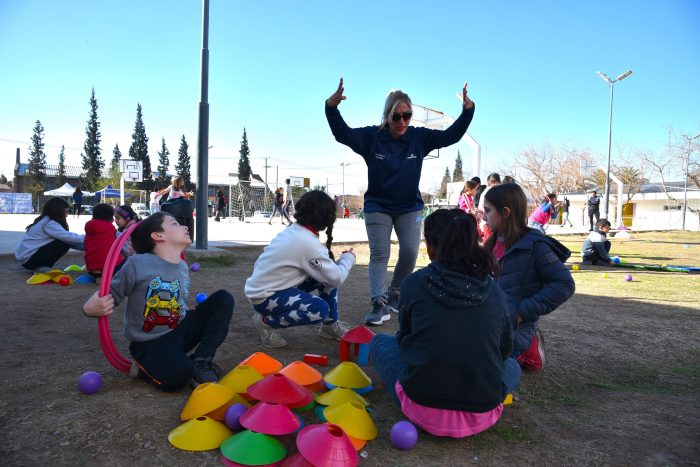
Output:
[391, 111, 412, 123]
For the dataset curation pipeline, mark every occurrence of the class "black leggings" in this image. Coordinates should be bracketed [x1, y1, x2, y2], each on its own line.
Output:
[21, 240, 71, 271]
[129, 289, 234, 391]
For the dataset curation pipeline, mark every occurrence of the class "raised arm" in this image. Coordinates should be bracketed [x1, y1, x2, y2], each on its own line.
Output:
[423, 82, 475, 154]
[325, 78, 372, 155]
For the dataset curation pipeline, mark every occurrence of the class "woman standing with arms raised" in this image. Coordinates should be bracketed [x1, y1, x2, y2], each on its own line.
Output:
[325, 78, 475, 325]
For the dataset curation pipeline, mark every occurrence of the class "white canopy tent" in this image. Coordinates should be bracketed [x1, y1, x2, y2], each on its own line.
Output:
[43, 183, 93, 197]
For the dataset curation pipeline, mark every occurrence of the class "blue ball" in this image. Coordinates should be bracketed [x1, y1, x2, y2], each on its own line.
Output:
[613, 257, 621, 264]
[391, 421, 418, 450]
[195, 292, 207, 304]
[190, 262, 201, 272]
[78, 371, 103, 394]
[224, 403, 248, 430]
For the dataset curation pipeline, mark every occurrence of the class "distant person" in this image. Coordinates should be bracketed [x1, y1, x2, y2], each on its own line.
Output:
[157, 175, 192, 201]
[82, 212, 234, 390]
[149, 191, 161, 215]
[72, 187, 84, 218]
[84, 203, 124, 283]
[471, 176, 486, 208]
[268, 187, 291, 225]
[343, 206, 350, 218]
[370, 209, 520, 438]
[587, 190, 601, 231]
[528, 193, 559, 234]
[248, 199, 256, 216]
[502, 175, 516, 184]
[214, 189, 226, 222]
[581, 219, 614, 265]
[245, 191, 356, 348]
[284, 178, 294, 218]
[458, 180, 482, 238]
[482, 183, 575, 372]
[15, 197, 85, 273]
[115, 205, 140, 256]
[325, 77, 475, 326]
[478, 173, 501, 242]
[561, 197, 573, 227]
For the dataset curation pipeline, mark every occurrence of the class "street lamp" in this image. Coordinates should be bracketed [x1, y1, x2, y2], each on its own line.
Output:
[682, 133, 700, 230]
[596, 69, 633, 221]
[340, 162, 350, 206]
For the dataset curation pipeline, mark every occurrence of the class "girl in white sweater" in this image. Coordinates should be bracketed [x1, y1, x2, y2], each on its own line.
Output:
[245, 191, 356, 348]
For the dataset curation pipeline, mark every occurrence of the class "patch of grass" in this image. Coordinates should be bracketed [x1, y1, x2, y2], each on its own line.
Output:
[491, 425, 533, 442]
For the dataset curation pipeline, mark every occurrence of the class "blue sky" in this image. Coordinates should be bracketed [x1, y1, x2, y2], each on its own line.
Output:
[1, 0, 698, 194]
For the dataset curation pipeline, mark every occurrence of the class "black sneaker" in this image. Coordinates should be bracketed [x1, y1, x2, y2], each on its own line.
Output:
[386, 289, 400, 314]
[192, 357, 222, 387]
[364, 300, 391, 326]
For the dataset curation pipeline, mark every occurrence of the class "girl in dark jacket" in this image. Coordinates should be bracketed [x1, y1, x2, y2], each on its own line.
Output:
[483, 183, 575, 371]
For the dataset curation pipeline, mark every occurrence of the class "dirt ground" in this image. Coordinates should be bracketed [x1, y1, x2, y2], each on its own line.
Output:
[1, 244, 699, 466]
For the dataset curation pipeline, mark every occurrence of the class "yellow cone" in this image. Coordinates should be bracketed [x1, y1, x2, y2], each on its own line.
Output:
[168, 416, 232, 451]
[316, 387, 369, 407]
[323, 401, 377, 440]
[180, 382, 236, 421]
[26, 273, 51, 285]
[324, 361, 372, 389]
[219, 365, 264, 393]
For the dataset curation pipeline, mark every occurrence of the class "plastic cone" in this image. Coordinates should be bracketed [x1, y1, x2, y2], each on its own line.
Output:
[180, 382, 236, 421]
[323, 401, 377, 440]
[168, 416, 232, 451]
[304, 380, 326, 393]
[63, 264, 84, 272]
[221, 455, 283, 467]
[280, 452, 314, 467]
[340, 325, 375, 344]
[75, 274, 97, 284]
[220, 430, 287, 465]
[240, 402, 301, 435]
[316, 387, 369, 408]
[325, 381, 373, 394]
[323, 362, 372, 389]
[296, 423, 358, 467]
[219, 365, 264, 393]
[345, 434, 367, 451]
[26, 273, 52, 285]
[239, 352, 283, 376]
[206, 393, 252, 421]
[247, 374, 315, 408]
[279, 361, 323, 386]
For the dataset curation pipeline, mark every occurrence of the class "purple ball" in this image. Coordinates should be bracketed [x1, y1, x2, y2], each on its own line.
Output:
[190, 262, 200, 272]
[78, 371, 103, 394]
[624, 274, 633, 282]
[224, 403, 248, 430]
[195, 292, 207, 304]
[390, 421, 418, 450]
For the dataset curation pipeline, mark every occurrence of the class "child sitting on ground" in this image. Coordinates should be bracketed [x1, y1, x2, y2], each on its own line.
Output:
[82, 212, 234, 390]
[483, 184, 575, 372]
[527, 193, 559, 234]
[15, 197, 85, 273]
[370, 209, 520, 438]
[245, 190, 356, 348]
[84, 203, 124, 282]
[115, 205, 140, 256]
[581, 219, 614, 265]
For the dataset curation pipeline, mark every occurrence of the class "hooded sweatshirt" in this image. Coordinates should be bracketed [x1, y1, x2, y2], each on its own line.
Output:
[84, 219, 123, 272]
[397, 262, 513, 412]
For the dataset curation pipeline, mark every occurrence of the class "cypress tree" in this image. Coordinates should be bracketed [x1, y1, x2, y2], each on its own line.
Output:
[56, 145, 67, 186]
[80, 88, 104, 191]
[128, 103, 152, 190]
[237, 128, 252, 181]
[156, 137, 170, 187]
[439, 166, 451, 198]
[27, 120, 47, 194]
[453, 150, 464, 182]
[175, 135, 192, 190]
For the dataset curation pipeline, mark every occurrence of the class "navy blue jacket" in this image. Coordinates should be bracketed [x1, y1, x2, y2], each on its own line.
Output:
[397, 262, 513, 412]
[325, 103, 474, 214]
[496, 230, 575, 353]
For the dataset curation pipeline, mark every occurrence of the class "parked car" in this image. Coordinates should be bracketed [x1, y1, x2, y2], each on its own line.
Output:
[131, 203, 150, 219]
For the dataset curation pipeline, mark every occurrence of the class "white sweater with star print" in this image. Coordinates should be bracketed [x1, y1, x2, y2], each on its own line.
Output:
[244, 223, 356, 303]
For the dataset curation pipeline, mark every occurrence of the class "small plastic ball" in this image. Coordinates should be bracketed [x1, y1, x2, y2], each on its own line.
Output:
[624, 274, 633, 282]
[224, 403, 248, 430]
[613, 257, 621, 264]
[79, 371, 103, 394]
[195, 292, 207, 304]
[190, 262, 201, 272]
[59, 276, 70, 286]
[390, 421, 418, 450]
[571, 264, 579, 271]
[601, 273, 609, 278]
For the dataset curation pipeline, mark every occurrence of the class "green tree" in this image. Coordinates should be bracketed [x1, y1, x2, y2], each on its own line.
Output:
[56, 145, 67, 186]
[103, 144, 123, 187]
[80, 88, 104, 191]
[237, 128, 252, 181]
[174, 135, 192, 191]
[156, 137, 170, 187]
[27, 120, 47, 196]
[438, 166, 451, 198]
[128, 103, 152, 190]
[0, 174, 7, 185]
[452, 151, 464, 182]
[614, 165, 647, 204]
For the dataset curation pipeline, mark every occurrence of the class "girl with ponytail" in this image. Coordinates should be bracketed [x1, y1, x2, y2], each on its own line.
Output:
[244, 190, 356, 348]
[370, 208, 521, 438]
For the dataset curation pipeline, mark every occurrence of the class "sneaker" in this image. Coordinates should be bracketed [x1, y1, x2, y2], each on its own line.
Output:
[364, 300, 391, 326]
[191, 357, 222, 386]
[319, 321, 351, 341]
[252, 313, 288, 348]
[517, 329, 546, 371]
[386, 289, 400, 313]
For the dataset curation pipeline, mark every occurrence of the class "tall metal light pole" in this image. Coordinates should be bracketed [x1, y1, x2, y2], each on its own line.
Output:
[682, 133, 700, 230]
[340, 162, 350, 206]
[596, 70, 632, 220]
[195, 0, 210, 249]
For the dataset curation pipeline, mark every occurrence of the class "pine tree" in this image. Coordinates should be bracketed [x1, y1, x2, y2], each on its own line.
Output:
[80, 88, 104, 191]
[156, 137, 170, 187]
[56, 145, 67, 186]
[237, 128, 252, 181]
[439, 166, 451, 198]
[452, 151, 464, 182]
[0, 174, 7, 185]
[128, 103, 152, 190]
[27, 120, 47, 194]
[174, 135, 192, 191]
[110, 144, 122, 176]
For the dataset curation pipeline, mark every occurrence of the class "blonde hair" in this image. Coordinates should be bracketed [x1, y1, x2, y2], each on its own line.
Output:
[172, 175, 185, 191]
[380, 90, 412, 130]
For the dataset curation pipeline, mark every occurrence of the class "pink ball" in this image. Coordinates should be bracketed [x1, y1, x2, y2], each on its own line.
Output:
[224, 403, 248, 430]
[78, 371, 103, 394]
[624, 274, 633, 282]
[390, 421, 418, 450]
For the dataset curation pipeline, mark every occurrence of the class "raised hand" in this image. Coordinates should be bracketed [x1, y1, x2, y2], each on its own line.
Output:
[462, 82, 474, 109]
[326, 78, 346, 107]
